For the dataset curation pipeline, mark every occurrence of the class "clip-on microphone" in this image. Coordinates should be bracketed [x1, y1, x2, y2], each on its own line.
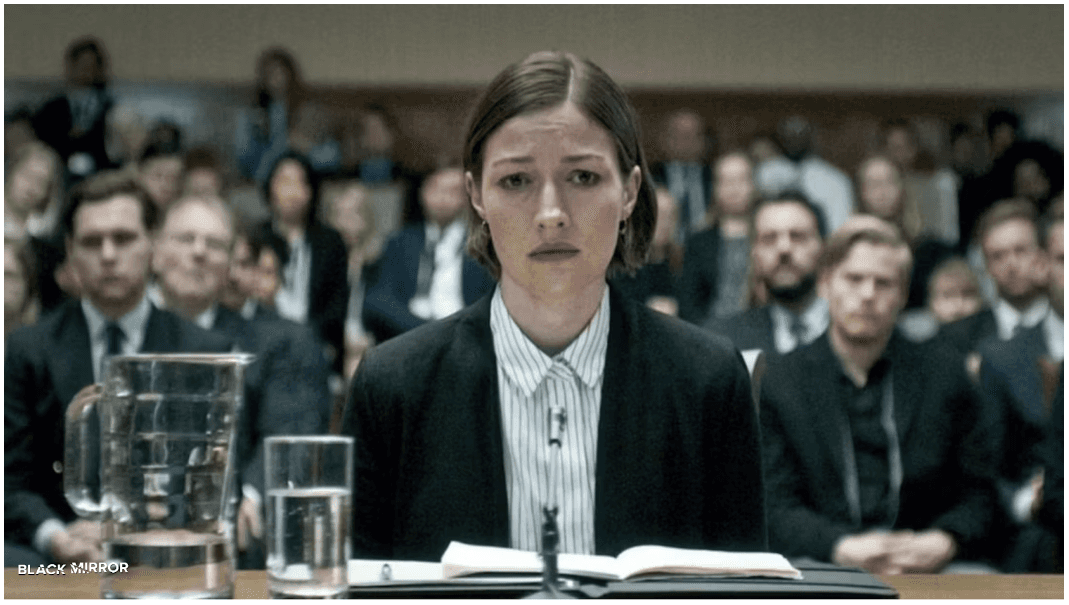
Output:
[524, 405, 574, 599]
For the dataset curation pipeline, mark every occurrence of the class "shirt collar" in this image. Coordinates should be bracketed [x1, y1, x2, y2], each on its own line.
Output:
[240, 299, 258, 320]
[81, 294, 152, 349]
[490, 285, 611, 398]
[993, 296, 1050, 340]
[770, 297, 828, 333]
[193, 305, 219, 331]
[424, 219, 466, 249]
[1043, 312, 1064, 361]
[147, 281, 218, 330]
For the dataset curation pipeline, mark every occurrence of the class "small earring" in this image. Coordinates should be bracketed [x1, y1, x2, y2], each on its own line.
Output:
[619, 221, 627, 234]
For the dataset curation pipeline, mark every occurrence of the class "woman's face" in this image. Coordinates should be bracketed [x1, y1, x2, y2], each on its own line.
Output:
[8, 154, 53, 214]
[327, 186, 369, 249]
[270, 160, 312, 225]
[469, 102, 639, 301]
[714, 154, 754, 217]
[859, 159, 903, 220]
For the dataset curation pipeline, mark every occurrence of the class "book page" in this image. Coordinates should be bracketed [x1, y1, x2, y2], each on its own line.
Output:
[614, 545, 802, 580]
[441, 541, 620, 580]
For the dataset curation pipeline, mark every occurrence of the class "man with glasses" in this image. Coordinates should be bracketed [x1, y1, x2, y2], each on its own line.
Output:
[151, 193, 331, 568]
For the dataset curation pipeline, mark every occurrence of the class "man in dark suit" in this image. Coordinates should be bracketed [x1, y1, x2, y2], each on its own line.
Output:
[362, 167, 494, 342]
[978, 212, 1062, 571]
[5, 173, 230, 567]
[938, 200, 1049, 358]
[707, 192, 827, 354]
[31, 37, 114, 180]
[760, 215, 998, 574]
[649, 109, 714, 242]
[151, 193, 332, 566]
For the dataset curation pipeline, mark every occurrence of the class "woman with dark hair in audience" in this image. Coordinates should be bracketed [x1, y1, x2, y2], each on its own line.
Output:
[236, 47, 339, 184]
[259, 151, 348, 374]
[343, 50, 765, 561]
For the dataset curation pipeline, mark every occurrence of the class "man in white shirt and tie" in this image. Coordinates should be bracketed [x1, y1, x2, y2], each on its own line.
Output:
[978, 208, 1063, 572]
[5, 172, 230, 568]
[362, 166, 494, 342]
[938, 200, 1050, 357]
[706, 192, 829, 356]
[650, 109, 713, 241]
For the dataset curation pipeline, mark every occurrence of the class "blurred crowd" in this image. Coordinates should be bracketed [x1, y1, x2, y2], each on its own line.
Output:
[4, 37, 1063, 574]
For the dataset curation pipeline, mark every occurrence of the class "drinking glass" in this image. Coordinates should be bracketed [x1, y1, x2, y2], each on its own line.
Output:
[265, 435, 353, 598]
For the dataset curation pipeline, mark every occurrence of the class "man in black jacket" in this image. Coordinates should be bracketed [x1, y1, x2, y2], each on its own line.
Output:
[5, 173, 231, 566]
[707, 192, 827, 355]
[938, 200, 1049, 357]
[760, 215, 998, 574]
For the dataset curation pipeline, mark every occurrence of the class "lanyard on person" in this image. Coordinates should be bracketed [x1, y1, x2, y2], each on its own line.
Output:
[839, 368, 903, 529]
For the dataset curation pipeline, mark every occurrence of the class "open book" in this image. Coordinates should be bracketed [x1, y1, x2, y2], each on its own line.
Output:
[441, 541, 802, 581]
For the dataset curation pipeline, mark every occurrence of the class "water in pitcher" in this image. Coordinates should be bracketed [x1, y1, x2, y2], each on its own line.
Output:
[99, 417, 237, 597]
[103, 531, 233, 599]
[266, 486, 351, 598]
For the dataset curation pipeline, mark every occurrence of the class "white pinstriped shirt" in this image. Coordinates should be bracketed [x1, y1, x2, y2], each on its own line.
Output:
[490, 286, 610, 555]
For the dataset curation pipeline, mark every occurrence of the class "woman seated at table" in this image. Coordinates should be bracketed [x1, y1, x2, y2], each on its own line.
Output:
[343, 50, 766, 561]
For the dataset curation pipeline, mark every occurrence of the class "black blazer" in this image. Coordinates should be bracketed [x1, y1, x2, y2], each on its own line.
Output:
[678, 226, 722, 325]
[32, 92, 113, 172]
[343, 287, 766, 560]
[4, 300, 231, 547]
[362, 225, 495, 343]
[759, 332, 998, 562]
[979, 325, 1056, 487]
[936, 308, 997, 356]
[261, 221, 348, 372]
[706, 306, 776, 354]
[211, 307, 331, 493]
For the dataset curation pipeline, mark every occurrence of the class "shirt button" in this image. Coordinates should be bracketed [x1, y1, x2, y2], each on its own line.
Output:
[53, 461, 63, 474]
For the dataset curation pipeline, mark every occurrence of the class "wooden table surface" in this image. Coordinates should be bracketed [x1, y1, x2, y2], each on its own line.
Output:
[4, 568, 1063, 599]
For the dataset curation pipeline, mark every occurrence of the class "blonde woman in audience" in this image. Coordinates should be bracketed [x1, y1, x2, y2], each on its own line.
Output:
[4, 141, 63, 238]
[5, 140, 72, 312]
[882, 119, 960, 245]
[320, 179, 385, 378]
[856, 155, 922, 243]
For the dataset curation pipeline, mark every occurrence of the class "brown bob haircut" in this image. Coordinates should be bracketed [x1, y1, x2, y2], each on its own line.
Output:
[462, 50, 657, 279]
[817, 214, 914, 295]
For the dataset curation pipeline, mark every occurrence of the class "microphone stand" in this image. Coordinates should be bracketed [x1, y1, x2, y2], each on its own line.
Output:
[524, 405, 574, 599]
